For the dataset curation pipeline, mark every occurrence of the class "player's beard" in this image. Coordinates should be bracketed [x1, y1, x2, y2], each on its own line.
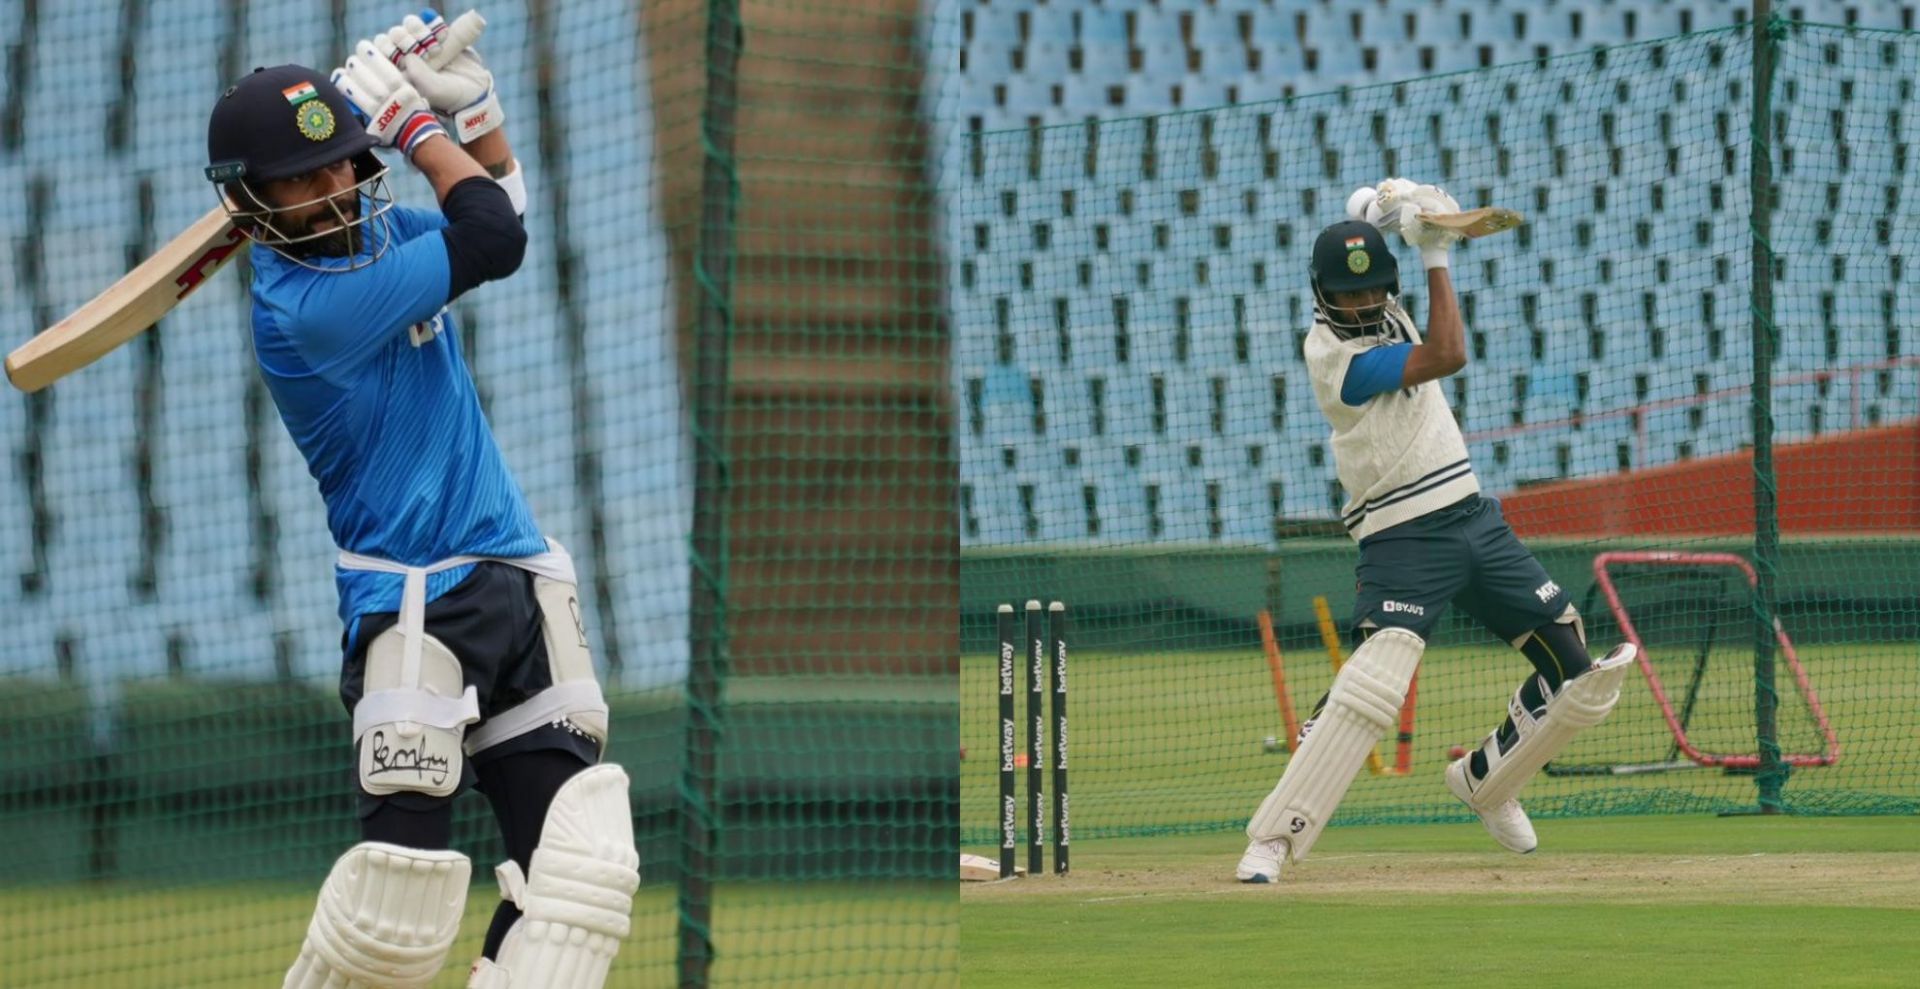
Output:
[286, 196, 362, 259]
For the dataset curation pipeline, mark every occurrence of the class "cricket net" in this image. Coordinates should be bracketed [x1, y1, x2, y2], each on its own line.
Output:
[950, 21, 1920, 853]
[0, 0, 953, 986]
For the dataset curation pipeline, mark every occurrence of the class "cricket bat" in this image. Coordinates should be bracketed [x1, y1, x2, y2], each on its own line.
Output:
[5, 204, 246, 393]
[1416, 206, 1524, 238]
[3, 11, 491, 395]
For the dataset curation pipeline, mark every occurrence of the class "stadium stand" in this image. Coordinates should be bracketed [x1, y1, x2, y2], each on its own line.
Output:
[941, 0, 1920, 549]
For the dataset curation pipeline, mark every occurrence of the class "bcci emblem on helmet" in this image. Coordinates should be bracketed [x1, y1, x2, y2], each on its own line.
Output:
[1346, 239, 1371, 274]
[297, 102, 336, 142]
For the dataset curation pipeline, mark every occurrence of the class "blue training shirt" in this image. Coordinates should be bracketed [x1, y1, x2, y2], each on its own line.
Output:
[247, 199, 545, 629]
[1340, 342, 1414, 406]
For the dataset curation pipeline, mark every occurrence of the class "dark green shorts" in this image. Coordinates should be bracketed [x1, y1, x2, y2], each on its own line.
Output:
[1352, 494, 1572, 643]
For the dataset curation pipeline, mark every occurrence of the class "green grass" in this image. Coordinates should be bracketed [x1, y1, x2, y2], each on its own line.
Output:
[0, 882, 955, 988]
[962, 642, 1920, 842]
[962, 816, 1920, 988]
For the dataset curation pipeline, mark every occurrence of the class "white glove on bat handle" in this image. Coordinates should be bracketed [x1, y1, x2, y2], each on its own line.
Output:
[381, 9, 503, 143]
[1403, 185, 1462, 270]
[331, 42, 445, 156]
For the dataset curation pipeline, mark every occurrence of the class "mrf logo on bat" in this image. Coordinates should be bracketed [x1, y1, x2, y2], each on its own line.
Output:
[174, 228, 250, 300]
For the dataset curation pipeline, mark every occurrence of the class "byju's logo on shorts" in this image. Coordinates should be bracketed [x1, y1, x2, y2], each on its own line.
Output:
[1533, 580, 1562, 603]
[1382, 600, 1425, 616]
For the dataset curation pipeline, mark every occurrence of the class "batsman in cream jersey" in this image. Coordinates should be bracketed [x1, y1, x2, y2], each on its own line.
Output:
[1234, 180, 1639, 884]
[203, 10, 637, 987]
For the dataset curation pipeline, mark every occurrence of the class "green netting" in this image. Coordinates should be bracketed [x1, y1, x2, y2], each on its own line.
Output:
[0, 0, 953, 985]
[957, 21, 1919, 854]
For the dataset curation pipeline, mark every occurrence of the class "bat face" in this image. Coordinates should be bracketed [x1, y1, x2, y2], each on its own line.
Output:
[5, 204, 247, 393]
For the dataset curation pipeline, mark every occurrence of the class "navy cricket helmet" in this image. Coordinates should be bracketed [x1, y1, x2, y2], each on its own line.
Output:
[205, 65, 396, 266]
[1309, 220, 1401, 337]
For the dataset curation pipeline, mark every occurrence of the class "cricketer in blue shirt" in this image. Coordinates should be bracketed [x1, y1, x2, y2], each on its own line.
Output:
[247, 198, 544, 633]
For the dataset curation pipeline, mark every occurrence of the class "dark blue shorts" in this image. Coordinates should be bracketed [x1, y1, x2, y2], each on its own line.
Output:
[341, 561, 601, 815]
[1352, 494, 1572, 643]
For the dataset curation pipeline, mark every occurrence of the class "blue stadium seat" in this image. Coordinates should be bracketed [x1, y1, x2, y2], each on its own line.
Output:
[969, 474, 1028, 545]
[1512, 432, 1567, 484]
[1774, 319, 1827, 370]
[1271, 467, 1328, 523]
[1016, 470, 1081, 543]
[1460, 373, 1512, 435]
[968, 3, 1024, 50]
[1214, 474, 1270, 544]
[1078, 36, 1133, 81]
[1832, 316, 1886, 370]
[1094, 479, 1153, 542]
[1576, 5, 1632, 45]
[1770, 379, 1823, 440]
[1852, 1, 1910, 30]
[1535, 318, 1589, 370]
[1523, 370, 1579, 427]
[1026, 3, 1076, 58]
[1693, 401, 1748, 457]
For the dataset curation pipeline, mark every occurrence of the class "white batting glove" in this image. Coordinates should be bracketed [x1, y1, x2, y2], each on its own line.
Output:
[379, 9, 503, 144]
[1368, 177, 1420, 231]
[1345, 186, 1379, 224]
[1406, 183, 1460, 217]
[332, 41, 445, 157]
[1400, 184, 1463, 269]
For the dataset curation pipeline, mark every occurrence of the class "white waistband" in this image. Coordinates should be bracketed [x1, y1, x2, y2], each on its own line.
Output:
[337, 539, 577, 693]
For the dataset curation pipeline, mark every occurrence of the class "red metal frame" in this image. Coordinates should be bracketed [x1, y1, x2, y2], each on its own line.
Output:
[1591, 551, 1841, 769]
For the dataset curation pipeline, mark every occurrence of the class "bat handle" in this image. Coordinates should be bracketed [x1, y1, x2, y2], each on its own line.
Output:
[421, 9, 487, 71]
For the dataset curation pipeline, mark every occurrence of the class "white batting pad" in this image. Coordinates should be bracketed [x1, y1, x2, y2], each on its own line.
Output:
[1244, 628, 1422, 860]
[480, 763, 640, 988]
[283, 842, 471, 989]
[1458, 644, 1637, 810]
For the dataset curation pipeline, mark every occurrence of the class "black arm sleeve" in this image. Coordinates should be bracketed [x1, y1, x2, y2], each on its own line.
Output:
[440, 175, 528, 301]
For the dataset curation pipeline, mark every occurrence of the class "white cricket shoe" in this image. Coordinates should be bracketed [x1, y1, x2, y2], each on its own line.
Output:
[1235, 837, 1291, 883]
[1446, 755, 1538, 854]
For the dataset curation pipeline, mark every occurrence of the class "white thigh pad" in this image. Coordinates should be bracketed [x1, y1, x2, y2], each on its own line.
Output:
[1245, 628, 1422, 860]
[471, 763, 640, 989]
[283, 842, 471, 989]
[356, 626, 480, 797]
[465, 574, 610, 754]
[1459, 644, 1636, 809]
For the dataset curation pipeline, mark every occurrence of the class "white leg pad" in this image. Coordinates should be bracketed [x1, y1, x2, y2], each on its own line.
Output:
[1458, 644, 1637, 809]
[473, 763, 640, 989]
[1244, 627, 1422, 861]
[283, 842, 472, 989]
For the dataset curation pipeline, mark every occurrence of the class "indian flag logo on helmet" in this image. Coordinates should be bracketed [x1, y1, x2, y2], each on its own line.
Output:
[1344, 236, 1366, 250]
[282, 81, 318, 105]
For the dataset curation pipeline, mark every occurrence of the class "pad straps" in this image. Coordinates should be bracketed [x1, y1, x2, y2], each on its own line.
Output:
[338, 540, 578, 690]
[464, 680, 608, 754]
